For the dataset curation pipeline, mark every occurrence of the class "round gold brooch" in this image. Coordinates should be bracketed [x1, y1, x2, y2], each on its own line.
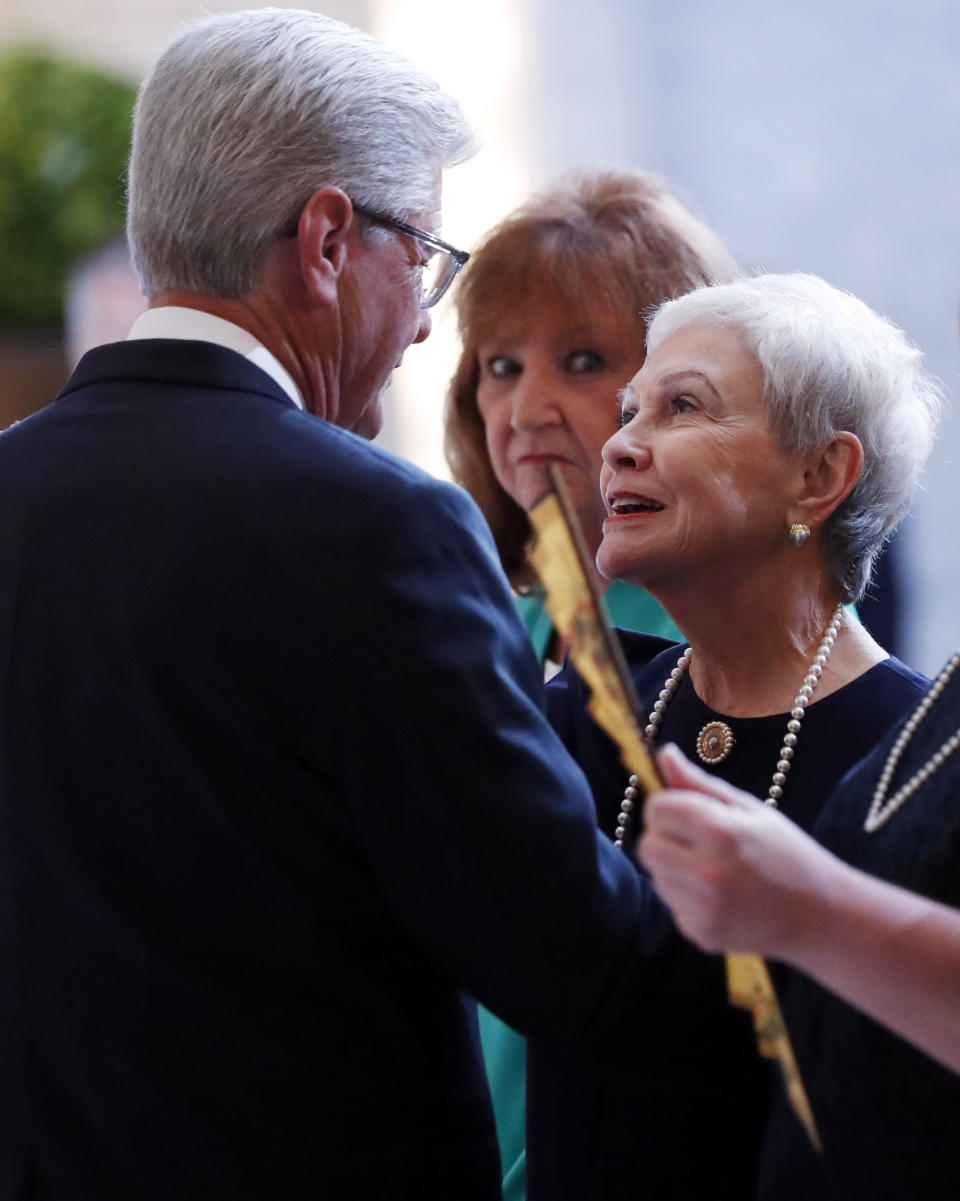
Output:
[696, 720, 735, 765]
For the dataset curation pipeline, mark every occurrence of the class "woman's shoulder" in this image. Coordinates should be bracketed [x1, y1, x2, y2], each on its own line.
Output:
[871, 653, 931, 694]
[841, 654, 931, 715]
[617, 631, 691, 697]
[616, 630, 685, 669]
[544, 632, 682, 743]
[805, 655, 930, 768]
[545, 632, 682, 697]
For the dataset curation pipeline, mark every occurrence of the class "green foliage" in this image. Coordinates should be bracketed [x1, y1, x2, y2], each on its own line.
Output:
[0, 48, 136, 330]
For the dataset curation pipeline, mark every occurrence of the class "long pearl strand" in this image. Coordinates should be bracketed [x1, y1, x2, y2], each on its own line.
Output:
[865, 650, 960, 833]
[614, 603, 845, 849]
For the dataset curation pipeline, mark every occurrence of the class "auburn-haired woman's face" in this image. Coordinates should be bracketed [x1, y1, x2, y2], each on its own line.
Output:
[475, 301, 644, 551]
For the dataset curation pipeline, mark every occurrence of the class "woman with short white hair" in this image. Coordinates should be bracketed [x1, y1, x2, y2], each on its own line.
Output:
[635, 271, 936, 603]
[528, 273, 942, 1201]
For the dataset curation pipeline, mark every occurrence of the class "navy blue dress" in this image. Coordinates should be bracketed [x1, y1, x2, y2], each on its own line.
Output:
[760, 657, 960, 1200]
[527, 633, 929, 1201]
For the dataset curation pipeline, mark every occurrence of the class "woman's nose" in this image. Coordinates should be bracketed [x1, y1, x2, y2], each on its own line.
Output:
[509, 371, 563, 431]
[601, 423, 652, 470]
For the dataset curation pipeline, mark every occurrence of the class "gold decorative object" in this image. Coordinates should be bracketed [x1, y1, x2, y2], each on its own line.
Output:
[696, 720, 736, 764]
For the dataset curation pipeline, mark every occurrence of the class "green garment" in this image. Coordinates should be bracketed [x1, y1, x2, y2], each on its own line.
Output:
[480, 580, 681, 1201]
[514, 579, 683, 664]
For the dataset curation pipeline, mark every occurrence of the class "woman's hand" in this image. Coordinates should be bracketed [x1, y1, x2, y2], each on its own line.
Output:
[640, 743, 960, 1074]
[637, 743, 843, 960]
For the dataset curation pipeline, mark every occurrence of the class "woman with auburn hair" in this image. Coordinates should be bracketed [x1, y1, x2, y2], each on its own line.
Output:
[445, 167, 738, 1201]
[446, 167, 739, 658]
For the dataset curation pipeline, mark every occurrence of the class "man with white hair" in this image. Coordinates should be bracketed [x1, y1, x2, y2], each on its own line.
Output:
[0, 10, 656, 1200]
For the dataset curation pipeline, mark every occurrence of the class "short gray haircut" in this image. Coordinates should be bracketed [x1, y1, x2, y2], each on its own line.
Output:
[646, 272, 943, 602]
[127, 8, 476, 297]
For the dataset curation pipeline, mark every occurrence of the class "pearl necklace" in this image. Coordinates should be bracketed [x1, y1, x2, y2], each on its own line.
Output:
[615, 603, 845, 849]
[865, 649, 960, 833]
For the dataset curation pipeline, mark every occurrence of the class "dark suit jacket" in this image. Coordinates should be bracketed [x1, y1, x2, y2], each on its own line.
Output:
[0, 340, 655, 1200]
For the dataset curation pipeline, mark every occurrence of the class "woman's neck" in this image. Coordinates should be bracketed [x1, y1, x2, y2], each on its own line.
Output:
[652, 570, 886, 718]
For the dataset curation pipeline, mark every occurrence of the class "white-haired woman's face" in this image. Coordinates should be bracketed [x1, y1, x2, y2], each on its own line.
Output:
[597, 323, 804, 591]
[475, 299, 644, 549]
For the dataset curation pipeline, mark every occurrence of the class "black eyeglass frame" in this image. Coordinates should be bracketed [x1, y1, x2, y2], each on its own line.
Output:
[351, 202, 469, 309]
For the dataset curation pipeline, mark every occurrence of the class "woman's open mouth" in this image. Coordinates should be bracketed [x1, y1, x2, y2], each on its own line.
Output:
[607, 494, 664, 515]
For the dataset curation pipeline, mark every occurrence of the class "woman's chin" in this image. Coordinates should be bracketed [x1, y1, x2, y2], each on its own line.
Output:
[597, 548, 648, 587]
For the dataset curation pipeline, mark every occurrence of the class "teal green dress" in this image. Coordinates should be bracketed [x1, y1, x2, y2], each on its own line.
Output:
[479, 580, 682, 1201]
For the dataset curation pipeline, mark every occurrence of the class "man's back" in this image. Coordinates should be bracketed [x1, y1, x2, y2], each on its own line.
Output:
[3, 9, 671, 1196]
[2, 339, 596, 1197]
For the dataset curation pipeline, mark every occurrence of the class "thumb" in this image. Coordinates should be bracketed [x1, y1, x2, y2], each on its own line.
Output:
[656, 743, 759, 811]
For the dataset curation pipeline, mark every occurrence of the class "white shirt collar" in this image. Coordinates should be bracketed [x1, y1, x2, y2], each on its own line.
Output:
[127, 306, 304, 411]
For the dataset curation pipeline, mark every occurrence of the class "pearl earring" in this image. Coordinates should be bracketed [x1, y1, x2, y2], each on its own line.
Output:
[788, 522, 811, 547]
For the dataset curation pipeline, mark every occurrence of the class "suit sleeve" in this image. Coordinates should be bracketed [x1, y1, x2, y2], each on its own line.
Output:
[337, 474, 664, 1045]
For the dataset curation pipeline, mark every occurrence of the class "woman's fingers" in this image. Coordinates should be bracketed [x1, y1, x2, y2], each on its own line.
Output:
[640, 755, 837, 959]
[642, 789, 733, 849]
[638, 824, 744, 952]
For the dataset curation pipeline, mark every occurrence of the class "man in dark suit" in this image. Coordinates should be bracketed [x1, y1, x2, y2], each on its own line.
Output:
[0, 10, 656, 1199]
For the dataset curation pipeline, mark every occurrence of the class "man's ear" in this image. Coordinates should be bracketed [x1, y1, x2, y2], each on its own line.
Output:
[296, 187, 354, 307]
[791, 431, 864, 531]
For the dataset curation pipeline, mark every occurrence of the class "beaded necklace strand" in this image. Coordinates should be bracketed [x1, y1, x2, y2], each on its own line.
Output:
[865, 649, 960, 833]
[615, 604, 845, 849]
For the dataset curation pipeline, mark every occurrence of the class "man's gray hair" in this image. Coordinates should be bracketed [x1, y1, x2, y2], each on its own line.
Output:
[126, 7, 476, 297]
[646, 272, 943, 602]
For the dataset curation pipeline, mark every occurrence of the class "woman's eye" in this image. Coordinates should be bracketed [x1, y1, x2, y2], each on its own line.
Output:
[486, 355, 521, 379]
[567, 350, 605, 373]
[618, 407, 637, 428]
[670, 394, 696, 414]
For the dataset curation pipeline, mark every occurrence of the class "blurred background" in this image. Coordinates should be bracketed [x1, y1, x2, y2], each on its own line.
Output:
[1, 0, 958, 673]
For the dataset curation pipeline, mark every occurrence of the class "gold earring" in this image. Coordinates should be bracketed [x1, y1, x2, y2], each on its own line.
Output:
[788, 522, 811, 547]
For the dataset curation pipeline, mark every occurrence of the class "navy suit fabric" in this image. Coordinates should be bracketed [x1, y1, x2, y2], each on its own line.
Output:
[0, 340, 656, 1200]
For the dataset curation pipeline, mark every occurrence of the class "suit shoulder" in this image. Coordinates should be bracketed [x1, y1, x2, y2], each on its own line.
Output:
[290, 416, 484, 522]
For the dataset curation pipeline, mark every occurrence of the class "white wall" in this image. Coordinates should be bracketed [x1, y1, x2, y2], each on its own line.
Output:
[530, 0, 960, 674]
[0, 0, 364, 78]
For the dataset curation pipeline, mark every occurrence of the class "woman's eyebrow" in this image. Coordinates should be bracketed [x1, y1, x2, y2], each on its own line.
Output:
[658, 369, 721, 402]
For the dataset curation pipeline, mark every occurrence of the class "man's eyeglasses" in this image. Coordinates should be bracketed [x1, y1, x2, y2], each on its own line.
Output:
[352, 202, 469, 309]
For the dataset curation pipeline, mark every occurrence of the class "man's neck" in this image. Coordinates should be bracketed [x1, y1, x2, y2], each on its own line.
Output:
[135, 301, 305, 412]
